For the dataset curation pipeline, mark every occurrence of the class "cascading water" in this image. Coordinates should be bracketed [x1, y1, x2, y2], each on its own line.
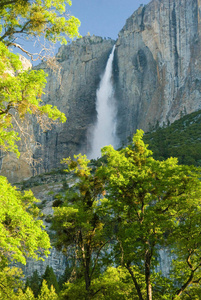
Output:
[88, 46, 119, 159]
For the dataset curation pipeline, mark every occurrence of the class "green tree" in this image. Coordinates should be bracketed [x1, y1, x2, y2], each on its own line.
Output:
[0, 0, 80, 47]
[0, 176, 51, 296]
[0, 41, 67, 157]
[100, 130, 201, 300]
[0, 176, 50, 266]
[0, 0, 80, 156]
[37, 280, 58, 300]
[25, 270, 41, 297]
[15, 287, 36, 300]
[42, 265, 59, 294]
[91, 266, 144, 299]
[58, 264, 73, 290]
[53, 154, 112, 299]
[0, 267, 24, 299]
[0, 0, 81, 296]
[15, 280, 58, 300]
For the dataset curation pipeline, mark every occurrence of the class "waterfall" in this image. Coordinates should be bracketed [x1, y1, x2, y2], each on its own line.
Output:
[88, 46, 119, 159]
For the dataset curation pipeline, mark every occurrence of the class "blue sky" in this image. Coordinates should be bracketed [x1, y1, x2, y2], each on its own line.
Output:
[69, 0, 151, 40]
[13, 0, 151, 63]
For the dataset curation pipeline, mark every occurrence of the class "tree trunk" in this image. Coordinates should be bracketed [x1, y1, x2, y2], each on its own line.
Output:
[84, 244, 91, 299]
[126, 263, 144, 300]
[145, 250, 152, 300]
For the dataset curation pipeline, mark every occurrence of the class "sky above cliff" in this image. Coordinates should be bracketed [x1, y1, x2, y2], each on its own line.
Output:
[70, 0, 151, 39]
[13, 0, 151, 63]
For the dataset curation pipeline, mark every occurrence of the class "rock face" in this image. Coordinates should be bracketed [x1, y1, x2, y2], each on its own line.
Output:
[29, 0, 201, 173]
[33, 36, 115, 174]
[0, 36, 115, 182]
[114, 0, 201, 143]
[15, 172, 69, 279]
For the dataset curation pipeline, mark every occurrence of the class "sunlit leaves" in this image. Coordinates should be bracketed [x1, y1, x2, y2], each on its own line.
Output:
[0, 41, 66, 155]
[0, 0, 81, 45]
[0, 176, 50, 266]
[100, 130, 201, 299]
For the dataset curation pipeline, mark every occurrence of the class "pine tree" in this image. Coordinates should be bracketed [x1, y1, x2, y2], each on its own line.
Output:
[42, 266, 60, 294]
[25, 270, 41, 297]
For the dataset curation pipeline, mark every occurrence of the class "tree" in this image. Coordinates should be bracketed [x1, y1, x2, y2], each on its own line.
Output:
[37, 280, 58, 300]
[42, 265, 59, 294]
[0, 0, 81, 296]
[0, 0, 80, 50]
[25, 270, 41, 297]
[0, 176, 50, 266]
[0, 176, 51, 296]
[0, 267, 24, 300]
[0, 0, 80, 157]
[99, 130, 201, 300]
[0, 41, 67, 157]
[53, 154, 112, 299]
[58, 264, 73, 290]
[15, 280, 59, 300]
[15, 287, 35, 300]
[91, 266, 145, 300]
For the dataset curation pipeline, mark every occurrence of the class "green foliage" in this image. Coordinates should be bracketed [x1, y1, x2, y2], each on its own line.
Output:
[0, 176, 51, 267]
[92, 266, 143, 299]
[15, 287, 36, 300]
[0, 0, 80, 46]
[0, 41, 66, 156]
[0, 175, 51, 297]
[0, 267, 24, 299]
[15, 281, 59, 300]
[58, 264, 73, 290]
[0, 0, 81, 156]
[25, 270, 41, 297]
[53, 154, 112, 296]
[37, 280, 58, 300]
[99, 129, 201, 299]
[42, 265, 59, 294]
[0, 0, 81, 297]
[144, 110, 201, 166]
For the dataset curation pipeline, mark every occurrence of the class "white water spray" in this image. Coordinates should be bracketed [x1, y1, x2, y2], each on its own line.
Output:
[88, 46, 119, 159]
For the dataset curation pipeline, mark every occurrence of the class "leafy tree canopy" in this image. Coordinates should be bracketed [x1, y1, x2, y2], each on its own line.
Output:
[99, 129, 201, 300]
[0, 0, 80, 47]
[0, 41, 67, 156]
[0, 176, 50, 266]
[0, 0, 80, 296]
[0, 176, 51, 298]
[0, 0, 80, 156]
[53, 154, 112, 297]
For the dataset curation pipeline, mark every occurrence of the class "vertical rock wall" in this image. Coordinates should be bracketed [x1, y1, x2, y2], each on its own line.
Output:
[114, 0, 201, 143]
[33, 36, 115, 174]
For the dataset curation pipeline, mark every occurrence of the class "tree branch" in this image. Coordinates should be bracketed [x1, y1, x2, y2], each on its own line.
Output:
[90, 240, 109, 279]
[10, 42, 41, 61]
[126, 263, 144, 300]
[0, 0, 17, 8]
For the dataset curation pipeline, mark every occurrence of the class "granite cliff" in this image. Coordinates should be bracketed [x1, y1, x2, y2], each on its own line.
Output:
[1, 0, 201, 181]
[114, 0, 201, 143]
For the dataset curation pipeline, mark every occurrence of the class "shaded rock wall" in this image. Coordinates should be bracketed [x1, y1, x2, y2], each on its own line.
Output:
[33, 36, 115, 174]
[0, 36, 115, 182]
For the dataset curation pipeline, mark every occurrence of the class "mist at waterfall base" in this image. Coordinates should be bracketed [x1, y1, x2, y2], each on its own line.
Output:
[87, 46, 119, 160]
